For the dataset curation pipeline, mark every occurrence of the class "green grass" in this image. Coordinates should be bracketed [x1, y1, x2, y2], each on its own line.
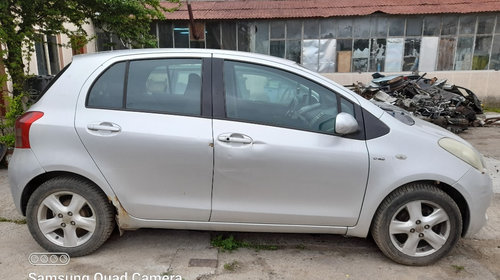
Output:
[0, 217, 26, 224]
[451, 265, 465, 273]
[211, 235, 280, 252]
[483, 106, 500, 113]
[295, 244, 307, 250]
[223, 261, 240, 272]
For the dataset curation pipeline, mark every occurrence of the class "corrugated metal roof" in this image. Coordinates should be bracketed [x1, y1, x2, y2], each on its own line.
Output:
[160, 0, 500, 20]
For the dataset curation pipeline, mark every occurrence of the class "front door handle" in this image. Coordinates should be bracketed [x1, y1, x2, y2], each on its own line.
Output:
[87, 122, 121, 132]
[218, 133, 253, 144]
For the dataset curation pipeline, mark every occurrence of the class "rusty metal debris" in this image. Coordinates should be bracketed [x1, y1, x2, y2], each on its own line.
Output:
[484, 117, 500, 126]
[347, 72, 484, 133]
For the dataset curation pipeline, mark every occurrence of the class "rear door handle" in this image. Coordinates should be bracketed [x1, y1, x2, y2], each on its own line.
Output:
[218, 133, 253, 144]
[87, 122, 121, 132]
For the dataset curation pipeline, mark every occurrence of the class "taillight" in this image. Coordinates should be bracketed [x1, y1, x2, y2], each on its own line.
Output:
[15, 111, 44, 149]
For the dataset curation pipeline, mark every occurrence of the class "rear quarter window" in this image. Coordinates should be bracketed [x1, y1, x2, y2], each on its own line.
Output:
[87, 62, 126, 109]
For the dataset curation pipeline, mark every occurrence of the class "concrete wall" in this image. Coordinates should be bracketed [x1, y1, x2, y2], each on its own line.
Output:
[322, 70, 500, 107]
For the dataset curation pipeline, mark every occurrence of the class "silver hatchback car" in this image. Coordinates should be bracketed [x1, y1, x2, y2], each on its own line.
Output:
[9, 49, 492, 265]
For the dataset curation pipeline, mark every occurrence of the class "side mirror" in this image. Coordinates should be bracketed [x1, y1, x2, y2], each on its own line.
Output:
[335, 112, 359, 135]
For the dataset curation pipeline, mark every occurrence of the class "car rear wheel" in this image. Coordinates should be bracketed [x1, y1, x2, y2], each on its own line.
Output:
[26, 176, 115, 256]
[371, 183, 462, 265]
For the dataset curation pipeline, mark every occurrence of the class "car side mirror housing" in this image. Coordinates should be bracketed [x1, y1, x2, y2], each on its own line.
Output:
[335, 112, 359, 135]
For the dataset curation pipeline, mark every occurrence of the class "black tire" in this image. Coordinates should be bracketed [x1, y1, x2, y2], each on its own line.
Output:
[371, 183, 462, 266]
[26, 176, 115, 256]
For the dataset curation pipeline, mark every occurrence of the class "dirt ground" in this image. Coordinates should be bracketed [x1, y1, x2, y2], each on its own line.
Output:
[0, 126, 499, 280]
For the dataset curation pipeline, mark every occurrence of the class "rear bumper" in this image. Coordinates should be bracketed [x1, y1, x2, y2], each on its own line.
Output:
[454, 168, 493, 237]
[8, 149, 45, 215]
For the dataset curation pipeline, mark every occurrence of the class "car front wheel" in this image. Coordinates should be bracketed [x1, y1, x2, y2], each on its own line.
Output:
[26, 176, 115, 256]
[371, 183, 462, 265]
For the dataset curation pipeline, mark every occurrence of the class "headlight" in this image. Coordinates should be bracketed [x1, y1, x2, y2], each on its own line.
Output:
[438, 137, 484, 171]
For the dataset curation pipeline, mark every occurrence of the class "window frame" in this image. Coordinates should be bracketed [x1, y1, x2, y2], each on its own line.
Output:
[85, 57, 212, 118]
[213, 58, 365, 140]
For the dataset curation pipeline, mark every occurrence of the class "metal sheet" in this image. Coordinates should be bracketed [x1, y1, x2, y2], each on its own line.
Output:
[385, 38, 404, 72]
[419, 37, 439, 72]
[437, 38, 455, 70]
[302, 39, 319, 72]
[318, 39, 336, 73]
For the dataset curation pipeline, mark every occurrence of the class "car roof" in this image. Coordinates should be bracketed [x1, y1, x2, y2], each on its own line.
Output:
[72, 48, 299, 67]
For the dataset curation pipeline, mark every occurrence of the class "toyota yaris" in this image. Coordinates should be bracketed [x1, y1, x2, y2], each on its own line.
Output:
[9, 49, 492, 265]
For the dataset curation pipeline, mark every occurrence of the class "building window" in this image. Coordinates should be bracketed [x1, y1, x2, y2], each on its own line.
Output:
[35, 35, 60, 75]
[96, 32, 128, 51]
[150, 13, 500, 73]
[174, 23, 190, 48]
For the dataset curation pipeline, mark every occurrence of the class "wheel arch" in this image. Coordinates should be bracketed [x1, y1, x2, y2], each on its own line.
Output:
[370, 180, 470, 237]
[21, 171, 114, 216]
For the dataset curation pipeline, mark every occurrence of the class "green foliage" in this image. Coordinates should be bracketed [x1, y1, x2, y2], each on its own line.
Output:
[211, 235, 248, 252]
[484, 106, 500, 113]
[0, 0, 180, 95]
[223, 261, 240, 272]
[211, 235, 280, 252]
[5, 94, 25, 127]
[451, 264, 465, 273]
[0, 94, 26, 147]
[0, 133, 15, 147]
[69, 34, 88, 55]
[0, 217, 27, 224]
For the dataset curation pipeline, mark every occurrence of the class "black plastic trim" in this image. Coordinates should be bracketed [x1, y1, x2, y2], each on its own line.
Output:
[362, 108, 390, 140]
[201, 57, 212, 117]
[122, 61, 130, 109]
[212, 58, 225, 119]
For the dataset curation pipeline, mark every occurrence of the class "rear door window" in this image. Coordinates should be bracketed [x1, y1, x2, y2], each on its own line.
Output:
[87, 59, 202, 116]
[126, 59, 202, 116]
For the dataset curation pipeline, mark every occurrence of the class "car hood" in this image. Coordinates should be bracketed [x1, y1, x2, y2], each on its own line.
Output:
[410, 114, 474, 148]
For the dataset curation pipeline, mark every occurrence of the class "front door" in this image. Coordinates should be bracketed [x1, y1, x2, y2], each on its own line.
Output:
[211, 59, 369, 226]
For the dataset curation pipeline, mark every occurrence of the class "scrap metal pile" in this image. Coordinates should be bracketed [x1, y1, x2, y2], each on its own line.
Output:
[348, 73, 484, 133]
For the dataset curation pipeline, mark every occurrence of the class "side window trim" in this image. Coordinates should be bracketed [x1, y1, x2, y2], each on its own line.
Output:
[201, 57, 212, 117]
[212, 58, 225, 119]
[216, 58, 366, 140]
[122, 61, 130, 109]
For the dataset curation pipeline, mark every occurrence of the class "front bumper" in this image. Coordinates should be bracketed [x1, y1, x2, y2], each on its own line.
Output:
[8, 149, 45, 215]
[454, 168, 493, 237]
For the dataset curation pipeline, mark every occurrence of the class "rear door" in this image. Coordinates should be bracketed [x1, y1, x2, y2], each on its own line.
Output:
[75, 54, 214, 221]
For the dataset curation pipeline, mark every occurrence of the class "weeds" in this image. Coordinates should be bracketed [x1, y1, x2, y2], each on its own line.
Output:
[211, 235, 280, 252]
[295, 244, 307, 250]
[211, 235, 249, 252]
[451, 265, 465, 273]
[484, 106, 500, 113]
[223, 261, 240, 272]
[0, 217, 26, 224]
